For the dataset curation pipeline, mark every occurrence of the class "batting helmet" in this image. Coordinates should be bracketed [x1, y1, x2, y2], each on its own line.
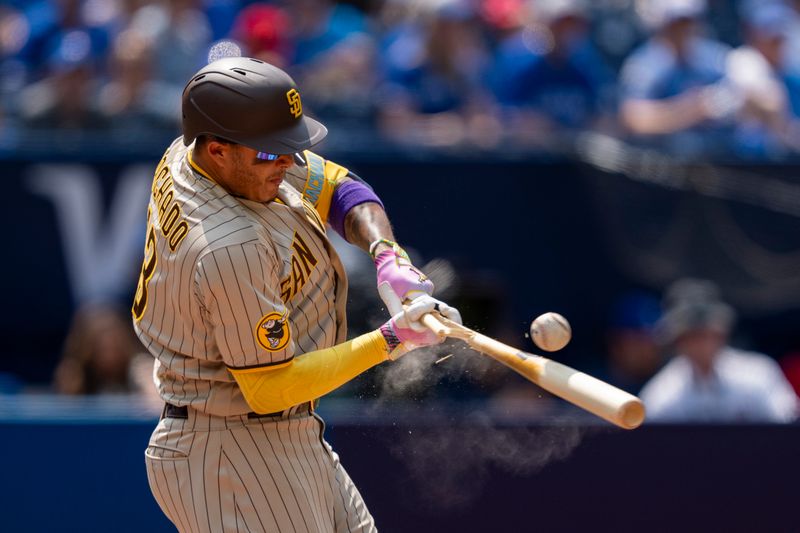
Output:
[181, 57, 327, 154]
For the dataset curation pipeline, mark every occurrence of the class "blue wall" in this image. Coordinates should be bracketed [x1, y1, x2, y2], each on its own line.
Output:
[1, 414, 797, 532]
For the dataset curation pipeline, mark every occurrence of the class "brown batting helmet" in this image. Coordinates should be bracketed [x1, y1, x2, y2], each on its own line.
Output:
[181, 57, 327, 154]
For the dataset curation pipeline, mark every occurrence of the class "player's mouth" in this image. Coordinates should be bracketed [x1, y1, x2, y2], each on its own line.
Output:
[267, 172, 284, 185]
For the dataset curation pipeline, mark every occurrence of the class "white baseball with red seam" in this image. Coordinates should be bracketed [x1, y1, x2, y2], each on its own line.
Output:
[530, 312, 572, 352]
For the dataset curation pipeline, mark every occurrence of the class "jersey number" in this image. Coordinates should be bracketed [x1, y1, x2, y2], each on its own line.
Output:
[132, 212, 158, 321]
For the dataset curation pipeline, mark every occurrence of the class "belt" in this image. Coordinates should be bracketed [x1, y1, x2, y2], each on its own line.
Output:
[163, 402, 312, 420]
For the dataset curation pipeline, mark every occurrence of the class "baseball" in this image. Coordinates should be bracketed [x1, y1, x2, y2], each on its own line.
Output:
[530, 312, 572, 352]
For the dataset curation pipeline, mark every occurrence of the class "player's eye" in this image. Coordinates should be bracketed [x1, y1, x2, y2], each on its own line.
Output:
[256, 152, 281, 161]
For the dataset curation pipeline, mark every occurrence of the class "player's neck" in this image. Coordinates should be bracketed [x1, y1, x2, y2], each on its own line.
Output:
[191, 149, 225, 188]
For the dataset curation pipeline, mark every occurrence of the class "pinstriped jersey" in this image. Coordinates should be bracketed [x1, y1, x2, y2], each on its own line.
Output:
[132, 137, 349, 416]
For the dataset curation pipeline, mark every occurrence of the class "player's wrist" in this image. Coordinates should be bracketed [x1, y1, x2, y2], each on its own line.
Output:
[379, 320, 400, 346]
[369, 238, 409, 262]
[378, 322, 408, 361]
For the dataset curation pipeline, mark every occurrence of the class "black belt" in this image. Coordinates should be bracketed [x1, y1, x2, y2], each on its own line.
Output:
[163, 402, 311, 420]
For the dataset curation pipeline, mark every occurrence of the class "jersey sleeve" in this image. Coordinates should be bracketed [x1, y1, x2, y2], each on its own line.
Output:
[295, 150, 350, 224]
[194, 242, 295, 370]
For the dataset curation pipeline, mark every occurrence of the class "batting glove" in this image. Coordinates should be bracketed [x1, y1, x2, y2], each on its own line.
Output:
[379, 295, 462, 360]
[372, 239, 434, 312]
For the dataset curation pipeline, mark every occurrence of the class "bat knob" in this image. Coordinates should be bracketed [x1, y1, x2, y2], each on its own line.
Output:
[619, 400, 646, 430]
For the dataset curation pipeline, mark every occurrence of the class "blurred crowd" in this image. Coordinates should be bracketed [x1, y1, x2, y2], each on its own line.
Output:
[2, 0, 800, 159]
[1, 0, 799, 423]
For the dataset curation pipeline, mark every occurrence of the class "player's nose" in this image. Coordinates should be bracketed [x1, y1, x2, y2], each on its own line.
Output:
[275, 154, 294, 169]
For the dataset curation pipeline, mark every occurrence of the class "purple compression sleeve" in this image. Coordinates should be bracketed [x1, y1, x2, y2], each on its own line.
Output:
[328, 179, 385, 239]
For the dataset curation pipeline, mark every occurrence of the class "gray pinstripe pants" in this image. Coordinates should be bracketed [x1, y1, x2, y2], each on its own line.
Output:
[145, 407, 376, 532]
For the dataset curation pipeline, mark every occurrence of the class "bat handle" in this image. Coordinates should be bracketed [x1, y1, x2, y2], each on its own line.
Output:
[420, 312, 450, 337]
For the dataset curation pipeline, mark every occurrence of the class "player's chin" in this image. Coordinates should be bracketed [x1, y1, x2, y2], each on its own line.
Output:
[256, 180, 281, 202]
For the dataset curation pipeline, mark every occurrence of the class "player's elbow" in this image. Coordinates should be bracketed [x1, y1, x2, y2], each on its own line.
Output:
[240, 386, 294, 415]
[243, 395, 292, 415]
[230, 366, 296, 414]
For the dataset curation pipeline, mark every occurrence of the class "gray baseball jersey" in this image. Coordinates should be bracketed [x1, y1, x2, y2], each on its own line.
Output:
[135, 137, 375, 532]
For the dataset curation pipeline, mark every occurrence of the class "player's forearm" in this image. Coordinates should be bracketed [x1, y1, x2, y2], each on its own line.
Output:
[230, 331, 389, 414]
[344, 202, 395, 253]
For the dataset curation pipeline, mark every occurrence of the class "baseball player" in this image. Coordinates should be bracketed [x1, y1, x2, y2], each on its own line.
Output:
[133, 56, 462, 532]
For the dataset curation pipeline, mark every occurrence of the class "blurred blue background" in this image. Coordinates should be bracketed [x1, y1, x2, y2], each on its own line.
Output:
[1, 0, 800, 531]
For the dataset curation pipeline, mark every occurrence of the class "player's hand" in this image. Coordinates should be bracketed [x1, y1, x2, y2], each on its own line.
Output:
[372, 240, 434, 312]
[379, 295, 462, 360]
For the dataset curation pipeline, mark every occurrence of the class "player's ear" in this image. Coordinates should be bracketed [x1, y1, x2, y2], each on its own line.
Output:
[199, 135, 234, 166]
[205, 136, 232, 164]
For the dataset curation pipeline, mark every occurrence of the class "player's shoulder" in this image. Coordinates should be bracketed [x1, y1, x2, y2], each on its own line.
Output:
[196, 236, 271, 262]
[284, 149, 355, 192]
[718, 348, 784, 385]
[185, 202, 269, 260]
[284, 152, 310, 185]
[160, 136, 190, 168]
[297, 150, 350, 174]
[169, 176, 268, 264]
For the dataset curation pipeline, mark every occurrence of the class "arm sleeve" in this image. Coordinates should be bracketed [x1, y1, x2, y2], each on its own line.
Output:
[195, 242, 295, 369]
[298, 150, 350, 223]
[230, 330, 389, 413]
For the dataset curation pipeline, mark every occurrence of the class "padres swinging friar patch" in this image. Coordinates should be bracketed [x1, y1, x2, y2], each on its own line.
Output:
[255, 312, 290, 352]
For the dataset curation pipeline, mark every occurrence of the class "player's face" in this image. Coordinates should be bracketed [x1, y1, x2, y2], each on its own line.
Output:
[224, 145, 294, 202]
[676, 328, 726, 372]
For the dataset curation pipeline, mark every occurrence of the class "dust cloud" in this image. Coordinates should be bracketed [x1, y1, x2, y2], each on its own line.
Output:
[372, 341, 587, 509]
[385, 413, 585, 509]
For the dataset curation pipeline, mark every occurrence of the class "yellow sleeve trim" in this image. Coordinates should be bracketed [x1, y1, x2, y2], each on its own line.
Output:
[230, 330, 388, 414]
[302, 151, 349, 223]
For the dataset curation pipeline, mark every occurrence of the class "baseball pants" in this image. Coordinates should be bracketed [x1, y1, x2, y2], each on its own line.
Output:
[145, 405, 376, 532]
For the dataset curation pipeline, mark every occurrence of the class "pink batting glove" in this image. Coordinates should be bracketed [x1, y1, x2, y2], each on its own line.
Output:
[373, 242, 434, 313]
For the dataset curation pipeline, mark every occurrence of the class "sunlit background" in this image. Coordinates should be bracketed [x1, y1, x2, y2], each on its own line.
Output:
[1, 0, 799, 531]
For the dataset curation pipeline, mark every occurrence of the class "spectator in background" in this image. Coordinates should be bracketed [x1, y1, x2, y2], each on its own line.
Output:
[282, 0, 377, 122]
[15, 28, 106, 131]
[10, 0, 115, 80]
[775, 0, 800, 76]
[0, 5, 34, 128]
[726, 1, 800, 158]
[95, 26, 181, 135]
[603, 291, 663, 393]
[377, 0, 500, 148]
[231, 2, 293, 68]
[285, 0, 368, 66]
[492, 0, 616, 148]
[53, 303, 154, 397]
[618, 0, 733, 156]
[640, 279, 798, 423]
[121, 0, 211, 96]
[204, 0, 242, 42]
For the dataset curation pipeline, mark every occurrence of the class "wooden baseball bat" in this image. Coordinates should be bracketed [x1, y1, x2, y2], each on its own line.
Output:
[421, 313, 645, 429]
